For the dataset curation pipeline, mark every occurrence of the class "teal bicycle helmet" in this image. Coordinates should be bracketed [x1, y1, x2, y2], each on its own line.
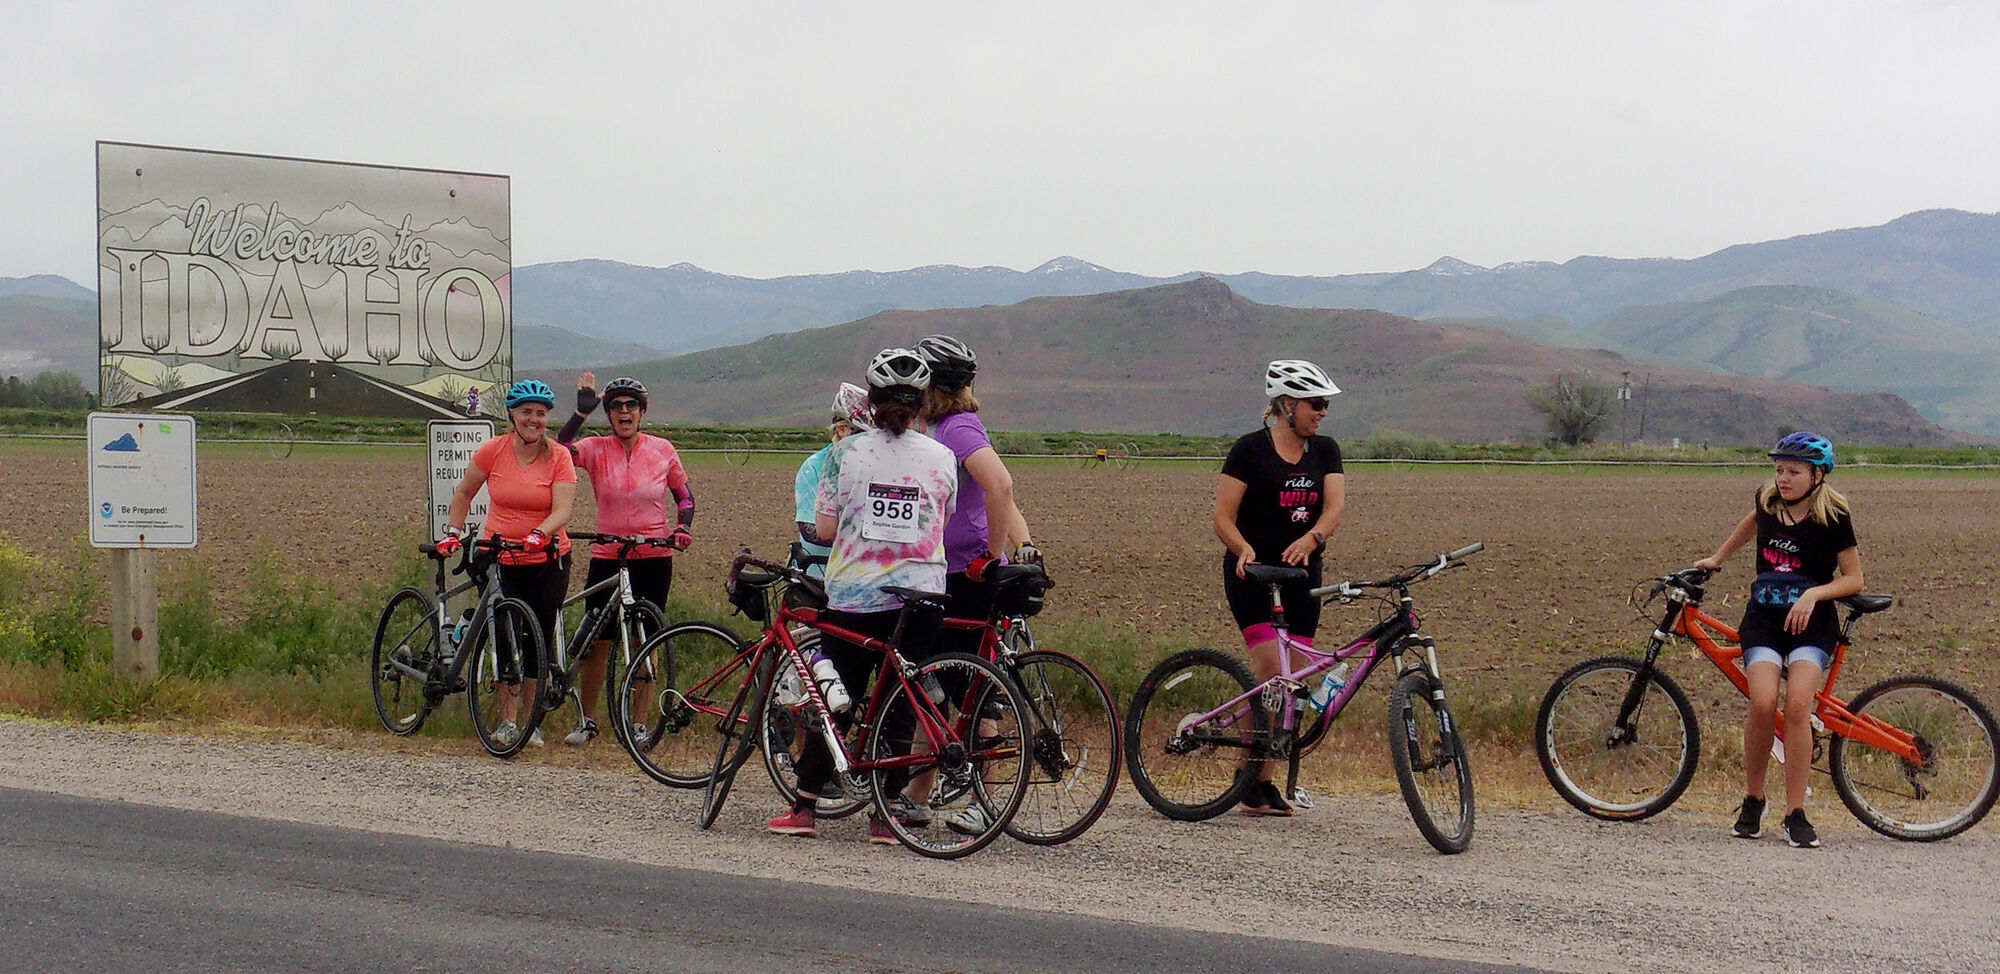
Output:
[506, 379, 556, 409]
[1769, 431, 1835, 472]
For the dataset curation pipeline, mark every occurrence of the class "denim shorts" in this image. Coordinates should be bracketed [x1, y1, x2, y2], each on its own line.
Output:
[1742, 644, 1828, 672]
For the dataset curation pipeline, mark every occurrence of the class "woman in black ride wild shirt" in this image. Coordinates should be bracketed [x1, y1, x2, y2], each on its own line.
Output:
[1213, 359, 1347, 816]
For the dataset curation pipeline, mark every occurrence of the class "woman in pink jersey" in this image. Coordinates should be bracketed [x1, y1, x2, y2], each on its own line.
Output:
[437, 379, 576, 748]
[555, 373, 694, 746]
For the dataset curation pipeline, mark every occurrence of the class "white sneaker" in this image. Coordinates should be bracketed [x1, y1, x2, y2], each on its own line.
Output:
[492, 721, 520, 746]
[945, 803, 992, 836]
[564, 718, 599, 746]
[526, 727, 546, 748]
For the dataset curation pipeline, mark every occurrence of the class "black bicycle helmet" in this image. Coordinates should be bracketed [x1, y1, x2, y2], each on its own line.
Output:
[916, 334, 977, 393]
[601, 376, 648, 407]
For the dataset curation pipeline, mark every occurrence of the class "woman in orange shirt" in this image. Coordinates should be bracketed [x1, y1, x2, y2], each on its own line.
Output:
[437, 379, 577, 748]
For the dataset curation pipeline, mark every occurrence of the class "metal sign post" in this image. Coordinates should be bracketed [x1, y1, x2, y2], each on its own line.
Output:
[87, 412, 198, 682]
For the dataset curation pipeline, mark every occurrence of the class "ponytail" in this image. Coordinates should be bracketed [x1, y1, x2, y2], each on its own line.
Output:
[868, 386, 919, 436]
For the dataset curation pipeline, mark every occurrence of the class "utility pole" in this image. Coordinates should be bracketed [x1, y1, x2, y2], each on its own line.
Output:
[1619, 370, 1632, 442]
[1636, 373, 1650, 441]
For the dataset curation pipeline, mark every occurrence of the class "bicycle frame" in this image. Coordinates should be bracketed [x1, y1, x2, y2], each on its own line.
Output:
[1650, 588, 1923, 764]
[758, 601, 974, 780]
[380, 542, 513, 695]
[1169, 590, 1421, 752]
[552, 534, 670, 673]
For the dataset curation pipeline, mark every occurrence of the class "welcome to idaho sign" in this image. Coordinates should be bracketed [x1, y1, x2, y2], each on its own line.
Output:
[96, 142, 511, 418]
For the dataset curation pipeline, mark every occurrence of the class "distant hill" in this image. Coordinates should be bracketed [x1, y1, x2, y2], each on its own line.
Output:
[513, 324, 669, 370]
[0, 275, 93, 301]
[513, 209, 2000, 356]
[1589, 287, 2000, 438]
[579, 278, 1970, 446]
[0, 292, 95, 381]
[513, 256, 1170, 354]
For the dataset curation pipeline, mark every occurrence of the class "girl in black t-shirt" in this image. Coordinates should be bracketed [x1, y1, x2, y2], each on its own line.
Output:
[1213, 360, 1347, 816]
[1693, 432, 1862, 849]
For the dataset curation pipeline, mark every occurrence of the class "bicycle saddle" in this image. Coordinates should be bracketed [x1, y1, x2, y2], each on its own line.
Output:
[1243, 564, 1309, 585]
[1839, 594, 1894, 614]
[881, 585, 948, 605]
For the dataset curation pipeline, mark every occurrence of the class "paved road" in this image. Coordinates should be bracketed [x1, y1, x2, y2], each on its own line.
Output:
[0, 786, 1534, 973]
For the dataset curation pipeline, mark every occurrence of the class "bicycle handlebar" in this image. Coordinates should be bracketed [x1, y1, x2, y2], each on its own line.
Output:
[1309, 541, 1483, 599]
[576, 531, 688, 553]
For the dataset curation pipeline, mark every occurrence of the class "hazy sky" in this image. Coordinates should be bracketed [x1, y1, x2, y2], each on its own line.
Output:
[8, 0, 1998, 284]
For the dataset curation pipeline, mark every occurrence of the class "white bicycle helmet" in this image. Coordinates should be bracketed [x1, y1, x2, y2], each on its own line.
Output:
[830, 382, 873, 429]
[1265, 359, 1341, 399]
[866, 347, 932, 390]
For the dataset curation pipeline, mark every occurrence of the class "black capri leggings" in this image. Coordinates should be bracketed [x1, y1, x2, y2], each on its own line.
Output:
[497, 554, 570, 675]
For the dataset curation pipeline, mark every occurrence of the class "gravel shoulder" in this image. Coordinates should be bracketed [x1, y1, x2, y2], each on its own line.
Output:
[4, 720, 1993, 973]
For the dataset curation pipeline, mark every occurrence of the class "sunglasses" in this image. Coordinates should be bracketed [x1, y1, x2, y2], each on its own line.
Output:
[1299, 397, 1330, 411]
[605, 399, 644, 413]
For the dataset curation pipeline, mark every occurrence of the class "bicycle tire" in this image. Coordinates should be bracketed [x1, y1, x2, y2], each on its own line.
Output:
[371, 587, 439, 736]
[468, 597, 551, 758]
[604, 599, 669, 753]
[1124, 648, 1264, 821]
[1829, 674, 2000, 841]
[699, 652, 771, 830]
[867, 653, 1032, 859]
[618, 620, 751, 788]
[995, 650, 1121, 845]
[1387, 669, 1474, 854]
[1535, 655, 1700, 821]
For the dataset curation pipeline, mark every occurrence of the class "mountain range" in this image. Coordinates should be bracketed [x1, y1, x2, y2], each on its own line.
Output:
[7, 208, 1998, 441]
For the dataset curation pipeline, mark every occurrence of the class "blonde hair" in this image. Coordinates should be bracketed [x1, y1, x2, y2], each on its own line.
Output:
[921, 385, 979, 423]
[1757, 478, 1850, 526]
[1262, 396, 1291, 426]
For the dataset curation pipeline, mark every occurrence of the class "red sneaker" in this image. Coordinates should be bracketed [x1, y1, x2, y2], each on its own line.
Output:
[766, 806, 816, 837]
[867, 817, 899, 846]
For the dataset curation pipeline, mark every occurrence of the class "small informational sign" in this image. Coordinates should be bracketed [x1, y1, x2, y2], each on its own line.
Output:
[88, 412, 198, 548]
[428, 419, 494, 540]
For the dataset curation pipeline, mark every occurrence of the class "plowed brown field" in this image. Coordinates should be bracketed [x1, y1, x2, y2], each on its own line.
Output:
[8, 439, 1997, 704]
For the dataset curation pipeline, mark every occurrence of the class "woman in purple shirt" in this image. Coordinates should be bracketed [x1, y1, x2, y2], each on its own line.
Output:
[916, 334, 1035, 650]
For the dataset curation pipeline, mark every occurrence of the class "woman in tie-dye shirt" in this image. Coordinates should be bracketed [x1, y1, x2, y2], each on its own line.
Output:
[766, 348, 957, 843]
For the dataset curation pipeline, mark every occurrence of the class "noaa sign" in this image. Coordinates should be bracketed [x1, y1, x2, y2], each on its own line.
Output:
[87, 412, 198, 548]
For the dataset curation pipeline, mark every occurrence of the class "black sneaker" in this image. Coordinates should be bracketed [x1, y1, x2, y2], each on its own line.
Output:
[1783, 808, 1820, 848]
[1239, 780, 1294, 817]
[1731, 795, 1766, 839]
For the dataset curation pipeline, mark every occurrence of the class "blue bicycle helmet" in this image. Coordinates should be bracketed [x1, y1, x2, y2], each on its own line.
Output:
[505, 379, 556, 410]
[1769, 431, 1835, 472]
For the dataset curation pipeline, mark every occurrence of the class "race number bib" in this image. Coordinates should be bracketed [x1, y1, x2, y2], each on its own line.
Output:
[862, 483, 923, 544]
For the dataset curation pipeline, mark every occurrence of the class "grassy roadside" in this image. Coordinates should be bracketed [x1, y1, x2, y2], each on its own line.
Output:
[0, 527, 1793, 817]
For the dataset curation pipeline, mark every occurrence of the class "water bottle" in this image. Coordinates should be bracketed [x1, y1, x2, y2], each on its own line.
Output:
[1308, 662, 1352, 711]
[444, 609, 473, 662]
[809, 654, 851, 714]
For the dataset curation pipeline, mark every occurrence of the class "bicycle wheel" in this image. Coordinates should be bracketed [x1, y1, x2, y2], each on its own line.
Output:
[467, 597, 551, 758]
[1535, 655, 1700, 821]
[699, 653, 772, 830]
[866, 653, 1031, 859]
[618, 620, 751, 788]
[1123, 648, 1264, 821]
[1387, 669, 1474, 854]
[371, 587, 439, 736]
[1829, 675, 2000, 841]
[997, 650, 1121, 845]
[604, 599, 670, 752]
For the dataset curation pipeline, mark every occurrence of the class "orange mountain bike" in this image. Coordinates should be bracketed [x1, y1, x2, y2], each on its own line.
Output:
[1535, 567, 1999, 841]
